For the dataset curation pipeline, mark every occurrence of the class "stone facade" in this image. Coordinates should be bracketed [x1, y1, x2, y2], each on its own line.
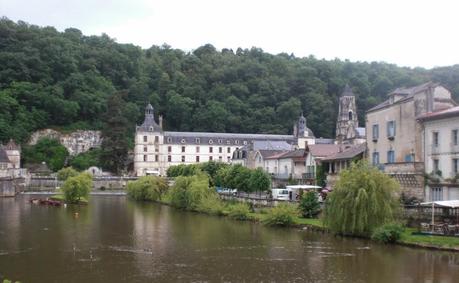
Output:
[29, 129, 102, 155]
[366, 82, 457, 200]
[336, 85, 365, 145]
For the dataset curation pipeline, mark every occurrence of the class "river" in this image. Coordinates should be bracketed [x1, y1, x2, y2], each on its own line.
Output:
[1, 195, 459, 282]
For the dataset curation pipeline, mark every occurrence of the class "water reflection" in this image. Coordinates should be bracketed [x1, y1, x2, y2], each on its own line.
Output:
[1, 195, 459, 282]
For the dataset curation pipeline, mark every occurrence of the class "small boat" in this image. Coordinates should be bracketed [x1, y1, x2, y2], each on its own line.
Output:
[30, 198, 62, 207]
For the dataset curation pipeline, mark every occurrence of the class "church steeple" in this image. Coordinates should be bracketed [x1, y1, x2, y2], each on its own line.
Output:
[137, 103, 162, 132]
[336, 85, 358, 144]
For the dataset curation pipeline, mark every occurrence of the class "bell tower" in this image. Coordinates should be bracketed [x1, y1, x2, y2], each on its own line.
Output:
[336, 84, 358, 144]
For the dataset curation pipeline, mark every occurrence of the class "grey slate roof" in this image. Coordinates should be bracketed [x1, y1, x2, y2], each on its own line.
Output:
[278, 149, 306, 159]
[163, 131, 295, 145]
[368, 82, 439, 113]
[258, 150, 288, 159]
[0, 148, 10, 163]
[341, 84, 355, 97]
[137, 104, 162, 132]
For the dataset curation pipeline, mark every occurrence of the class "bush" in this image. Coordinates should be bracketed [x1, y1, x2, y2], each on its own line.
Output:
[228, 202, 251, 220]
[62, 172, 92, 204]
[57, 167, 79, 181]
[298, 191, 321, 218]
[323, 161, 401, 237]
[127, 176, 168, 201]
[22, 138, 69, 171]
[68, 148, 102, 171]
[167, 173, 214, 210]
[371, 223, 405, 244]
[196, 194, 225, 216]
[263, 203, 297, 226]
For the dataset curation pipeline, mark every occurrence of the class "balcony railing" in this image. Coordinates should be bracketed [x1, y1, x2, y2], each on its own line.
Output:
[302, 172, 315, 179]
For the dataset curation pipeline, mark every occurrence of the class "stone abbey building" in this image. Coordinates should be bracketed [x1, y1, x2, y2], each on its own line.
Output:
[134, 104, 299, 176]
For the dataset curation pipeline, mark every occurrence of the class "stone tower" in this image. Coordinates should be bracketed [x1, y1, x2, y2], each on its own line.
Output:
[295, 113, 315, 148]
[336, 84, 358, 144]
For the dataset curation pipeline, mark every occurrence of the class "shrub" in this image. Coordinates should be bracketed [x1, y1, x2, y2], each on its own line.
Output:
[62, 172, 92, 204]
[298, 191, 321, 218]
[57, 167, 79, 181]
[22, 138, 69, 172]
[167, 173, 214, 210]
[323, 161, 400, 237]
[126, 176, 168, 201]
[371, 223, 405, 244]
[263, 203, 297, 226]
[196, 194, 225, 216]
[228, 202, 251, 220]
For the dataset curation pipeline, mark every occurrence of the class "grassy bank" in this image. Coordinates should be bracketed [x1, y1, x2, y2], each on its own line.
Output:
[50, 194, 88, 204]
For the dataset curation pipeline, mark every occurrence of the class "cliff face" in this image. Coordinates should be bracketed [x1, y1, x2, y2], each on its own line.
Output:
[29, 129, 102, 156]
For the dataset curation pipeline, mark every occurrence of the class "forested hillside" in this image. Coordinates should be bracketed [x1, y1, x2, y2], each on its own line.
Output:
[1, 17, 459, 144]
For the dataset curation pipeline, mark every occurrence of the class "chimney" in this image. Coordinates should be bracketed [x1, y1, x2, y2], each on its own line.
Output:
[159, 115, 163, 129]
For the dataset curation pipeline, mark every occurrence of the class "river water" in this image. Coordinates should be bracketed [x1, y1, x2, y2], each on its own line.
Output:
[1, 195, 459, 283]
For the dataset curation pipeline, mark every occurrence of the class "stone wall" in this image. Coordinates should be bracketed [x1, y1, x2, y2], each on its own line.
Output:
[0, 178, 16, 197]
[29, 129, 102, 155]
[26, 176, 137, 191]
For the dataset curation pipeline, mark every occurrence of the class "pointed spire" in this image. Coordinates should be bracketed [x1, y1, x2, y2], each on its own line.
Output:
[341, 84, 354, 96]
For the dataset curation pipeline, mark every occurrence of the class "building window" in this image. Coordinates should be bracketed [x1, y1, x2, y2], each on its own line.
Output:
[219, 147, 222, 153]
[196, 156, 200, 162]
[181, 156, 185, 162]
[168, 155, 171, 162]
[387, 121, 396, 138]
[433, 159, 440, 173]
[433, 132, 439, 147]
[209, 147, 213, 153]
[168, 146, 172, 152]
[155, 155, 158, 162]
[432, 187, 443, 201]
[219, 156, 222, 162]
[387, 150, 395, 163]
[155, 147, 159, 152]
[372, 152, 379, 166]
[372, 124, 379, 140]
[209, 139, 214, 144]
[348, 110, 353, 120]
[181, 139, 186, 144]
[227, 147, 231, 153]
[155, 136, 159, 143]
[453, 130, 458, 146]
[209, 156, 213, 161]
[227, 156, 231, 162]
[453, 158, 458, 175]
[143, 136, 147, 142]
[218, 139, 222, 144]
[182, 146, 186, 153]
[143, 146, 147, 152]
[196, 138, 200, 144]
[167, 137, 172, 143]
[143, 155, 147, 162]
[196, 146, 200, 153]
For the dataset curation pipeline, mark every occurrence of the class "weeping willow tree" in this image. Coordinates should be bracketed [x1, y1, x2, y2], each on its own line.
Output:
[323, 161, 401, 236]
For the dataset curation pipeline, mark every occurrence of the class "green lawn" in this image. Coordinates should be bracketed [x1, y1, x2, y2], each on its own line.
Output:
[400, 228, 459, 248]
[50, 194, 89, 204]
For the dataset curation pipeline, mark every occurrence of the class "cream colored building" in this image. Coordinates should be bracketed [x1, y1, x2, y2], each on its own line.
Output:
[366, 82, 456, 200]
[418, 106, 459, 201]
[134, 104, 296, 176]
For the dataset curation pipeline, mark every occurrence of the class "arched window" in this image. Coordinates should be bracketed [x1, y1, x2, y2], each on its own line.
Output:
[348, 110, 353, 120]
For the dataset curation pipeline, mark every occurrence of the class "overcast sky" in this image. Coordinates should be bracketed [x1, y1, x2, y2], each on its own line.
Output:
[1, 0, 458, 68]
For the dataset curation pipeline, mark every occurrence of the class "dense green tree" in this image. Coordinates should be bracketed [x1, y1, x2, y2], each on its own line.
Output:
[68, 148, 102, 171]
[248, 168, 271, 193]
[1, 17, 459, 146]
[323, 161, 401, 237]
[99, 92, 130, 174]
[57, 167, 79, 181]
[126, 176, 168, 201]
[61, 172, 92, 204]
[22, 138, 69, 171]
[299, 191, 321, 218]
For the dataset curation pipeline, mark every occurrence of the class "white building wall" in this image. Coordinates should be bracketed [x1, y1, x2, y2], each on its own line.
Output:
[424, 116, 459, 201]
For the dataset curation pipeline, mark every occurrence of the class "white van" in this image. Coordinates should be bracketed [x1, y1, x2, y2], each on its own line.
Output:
[271, 188, 291, 200]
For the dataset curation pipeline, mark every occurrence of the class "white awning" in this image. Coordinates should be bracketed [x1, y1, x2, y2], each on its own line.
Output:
[421, 200, 459, 208]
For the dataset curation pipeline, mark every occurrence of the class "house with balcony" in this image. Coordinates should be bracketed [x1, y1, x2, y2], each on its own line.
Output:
[366, 82, 457, 200]
[304, 144, 341, 184]
[418, 106, 459, 201]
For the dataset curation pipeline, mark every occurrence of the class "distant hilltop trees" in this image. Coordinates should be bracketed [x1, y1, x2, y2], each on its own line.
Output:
[1, 17, 459, 145]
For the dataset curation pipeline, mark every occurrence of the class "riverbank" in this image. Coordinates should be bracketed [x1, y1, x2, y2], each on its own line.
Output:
[157, 197, 459, 252]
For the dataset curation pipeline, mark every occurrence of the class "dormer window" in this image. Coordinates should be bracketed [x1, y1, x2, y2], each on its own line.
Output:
[196, 138, 200, 144]
[181, 139, 186, 144]
[218, 139, 222, 144]
[226, 140, 231, 145]
[389, 96, 394, 104]
[243, 141, 247, 145]
[149, 127, 154, 131]
[167, 137, 172, 143]
[209, 139, 214, 144]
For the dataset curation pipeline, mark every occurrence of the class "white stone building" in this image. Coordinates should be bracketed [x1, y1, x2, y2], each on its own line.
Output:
[134, 104, 296, 176]
[418, 106, 459, 201]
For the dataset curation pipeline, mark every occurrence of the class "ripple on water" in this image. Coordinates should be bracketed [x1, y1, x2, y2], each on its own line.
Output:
[107, 245, 153, 255]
